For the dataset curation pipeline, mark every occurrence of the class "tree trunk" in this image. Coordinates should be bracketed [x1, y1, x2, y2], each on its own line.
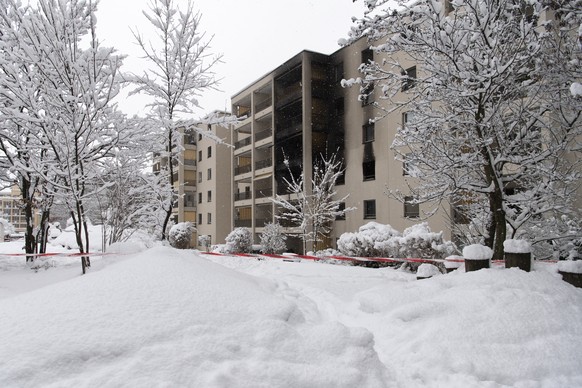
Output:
[21, 178, 35, 262]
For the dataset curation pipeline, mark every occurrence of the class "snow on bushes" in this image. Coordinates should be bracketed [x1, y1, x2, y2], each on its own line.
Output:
[225, 227, 253, 253]
[168, 222, 194, 249]
[338, 222, 455, 260]
[337, 222, 400, 257]
[260, 222, 287, 254]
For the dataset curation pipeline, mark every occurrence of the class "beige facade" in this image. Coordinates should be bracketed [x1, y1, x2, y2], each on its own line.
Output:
[193, 116, 233, 250]
[0, 185, 40, 234]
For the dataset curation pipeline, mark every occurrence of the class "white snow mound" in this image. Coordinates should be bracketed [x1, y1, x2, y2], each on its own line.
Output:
[0, 247, 388, 388]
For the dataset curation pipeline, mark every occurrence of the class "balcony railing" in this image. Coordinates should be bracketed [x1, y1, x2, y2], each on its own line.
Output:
[254, 98, 272, 113]
[234, 219, 252, 228]
[234, 165, 252, 175]
[255, 128, 272, 142]
[234, 191, 252, 201]
[235, 137, 252, 149]
[184, 159, 196, 167]
[255, 218, 271, 228]
[255, 188, 273, 198]
[255, 158, 272, 170]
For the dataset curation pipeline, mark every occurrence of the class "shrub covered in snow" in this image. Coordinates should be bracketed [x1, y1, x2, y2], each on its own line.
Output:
[395, 223, 456, 260]
[225, 227, 253, 253]
[198, 235, 211, 251]
[260, 222, 287, 254]
[0, 218, 15, 238]
[337, 222, 455, 260]
[337, 222, 401, 257]
[169, 222, 194, 249]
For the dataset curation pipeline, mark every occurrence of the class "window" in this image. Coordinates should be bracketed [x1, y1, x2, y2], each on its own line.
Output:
[207, 190, 212, 202]
[207, 213, 212, 224]
[402, 66, 417, 91]
[198, 192, 202, 204]
[404, 196, 420, 218]
[198, 133, 202, 141]
[363, 161, 375, 181]
[207, 146, 212, 158]
[207, 168, 212, 180]
[336, 202, 346, 220]
[198, 171, 202, 183]
[198, 213, 202, 225]
[363, 200, 376, 219]
[198, 150, 202, 162]
[185, 192, 195, 208]
[363, 122, 375, 143]
[334, 97, 345, 117]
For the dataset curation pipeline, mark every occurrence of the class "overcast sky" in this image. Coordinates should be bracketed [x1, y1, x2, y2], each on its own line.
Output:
[95, 0, 365, 118]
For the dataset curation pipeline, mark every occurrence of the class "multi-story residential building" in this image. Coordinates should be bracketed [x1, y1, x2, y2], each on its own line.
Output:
[0, 185, 39, 234]
[158, 112, 233, 249]
[230, 40, 450, 254]
[194, 113, 233, 250]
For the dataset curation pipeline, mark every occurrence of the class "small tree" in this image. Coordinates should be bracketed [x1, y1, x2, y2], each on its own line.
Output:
[260, 222, 287, 254]
[272, 153, 354, 253]
[169, 222, 194, 249]
[130, 0, 222, 241]
[225, 227, 253, 254]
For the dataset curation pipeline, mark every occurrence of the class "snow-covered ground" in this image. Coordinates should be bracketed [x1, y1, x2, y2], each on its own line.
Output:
[1, 240, 581, 387]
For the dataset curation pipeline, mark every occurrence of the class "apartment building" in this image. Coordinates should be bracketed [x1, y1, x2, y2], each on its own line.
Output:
[230, 40, 450, 253]
[194, 114, 233, 250]
[0, 185, 39, 234]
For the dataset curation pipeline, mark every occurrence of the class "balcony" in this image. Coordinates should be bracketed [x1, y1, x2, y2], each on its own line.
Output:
[255, 158, 272, 171]
[255, 128, 273, 142]
[234, 219, 252, 228]
[235, 137, 252, 149]
[254, 97, 272, 113]
[255, 218, 271, 228]
[234, 165, 252, 176]
[255, 188, 273, 199]
[234, 191, 252, 201]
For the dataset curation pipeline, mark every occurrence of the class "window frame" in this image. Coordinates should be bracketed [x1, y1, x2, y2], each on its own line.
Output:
[363, 199, 376, 219]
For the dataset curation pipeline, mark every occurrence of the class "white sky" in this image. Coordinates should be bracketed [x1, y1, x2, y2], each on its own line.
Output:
[95, 0, 365, 118]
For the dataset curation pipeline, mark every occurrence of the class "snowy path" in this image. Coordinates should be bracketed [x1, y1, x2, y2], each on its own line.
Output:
[206, 255, 582, 388]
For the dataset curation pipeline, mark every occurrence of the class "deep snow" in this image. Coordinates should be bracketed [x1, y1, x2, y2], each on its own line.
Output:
[1, 240, 581, 387]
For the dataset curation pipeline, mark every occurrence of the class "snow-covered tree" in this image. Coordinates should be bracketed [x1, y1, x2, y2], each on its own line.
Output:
[260, 222, 287, 254]
[0, 217, 15, 238]
[169, 222, 194, 249]
[346, 0, 582, 259]
[198, 234, 211, 251]
[130, 0, 222, 241]
[0, 1, 53, 260]
[225, 227, 253, 254]
[272, 153, 354, 253]
[0, 0, 132, 273]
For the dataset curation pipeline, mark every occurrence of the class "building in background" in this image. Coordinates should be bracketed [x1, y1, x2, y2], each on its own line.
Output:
[0, 185, 40, 235]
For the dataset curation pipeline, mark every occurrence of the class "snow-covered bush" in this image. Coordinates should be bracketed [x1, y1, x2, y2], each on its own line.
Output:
[0, 218, 15, 238]
[337, 222, 401, 257]
[396, 223, 456, 260]
[225, 227, 253, 253]
[417, 263, 442, 278]
[260, 222, 287, 254]
[338, 222, 455, 260]
[169, 222, 194, 249]
[198, 235, 211, 251]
